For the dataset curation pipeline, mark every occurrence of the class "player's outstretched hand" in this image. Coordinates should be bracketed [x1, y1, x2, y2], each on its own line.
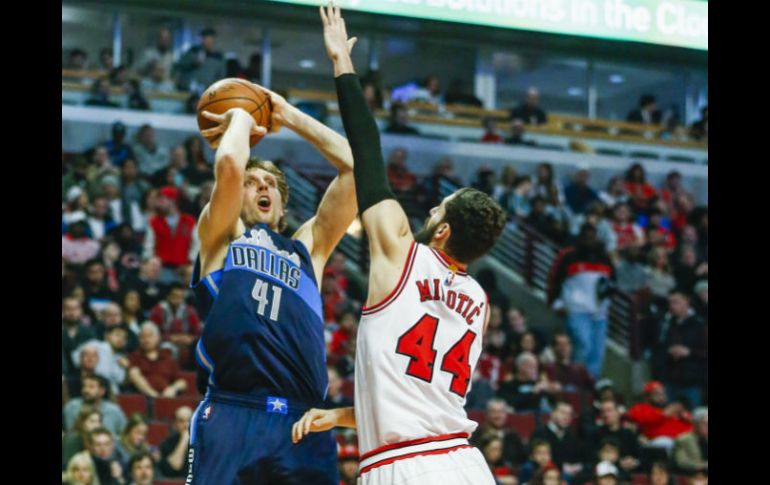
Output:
[291, 408, 337, 443]
[320, 2, 357, 62]
[200, 108, 268, 148]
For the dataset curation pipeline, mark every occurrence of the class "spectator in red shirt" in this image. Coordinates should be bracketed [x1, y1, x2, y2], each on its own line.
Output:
[149, 283, 201, 367]
[626, 381, 692, 455]
[329, 309, 357, 357]
[321, 271, 347, 323]
[659, 171, 688, 210]
[542, 333, 594, 393]
[481, 117, 503, 143]
[143, 186, 199, 277]
[127, 322, 187, 398]
[669, 192, 695, 234]
[338, 444, 359, 485]
[623, 163, 657, 211]
[611, 203, 645, 251]
[386, 147, 417, 193]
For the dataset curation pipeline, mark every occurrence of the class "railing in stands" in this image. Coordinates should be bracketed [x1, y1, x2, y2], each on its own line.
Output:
[438, 177, 642, 359]
[281, 161, 370, 273]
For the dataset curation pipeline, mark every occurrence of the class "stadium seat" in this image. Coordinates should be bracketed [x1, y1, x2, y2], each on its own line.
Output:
[556, 391, 582, 415]
[340, 379, 355, 399]
[147, 421, 170, 446]
[117, 394, 148, 417]
[505, 413, 536, 441]
[632, 474, 650, 485]
[178, 371, 200, 397]
[153, 397, 201, 421]
[153, 480, 185, 485]
[467, 410, 486, 426]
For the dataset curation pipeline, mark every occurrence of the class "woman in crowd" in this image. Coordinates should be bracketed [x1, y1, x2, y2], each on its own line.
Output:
[624, 163, 657, 212]
[62, 406, 103, 469]
[115, 414, 151, 464]
[63, 451, 101, 485]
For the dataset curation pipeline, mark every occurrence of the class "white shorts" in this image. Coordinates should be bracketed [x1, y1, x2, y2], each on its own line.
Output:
[358, 446, 495, 485]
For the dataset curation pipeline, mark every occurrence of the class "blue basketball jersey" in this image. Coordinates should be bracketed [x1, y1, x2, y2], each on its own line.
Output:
[190, 223, 328, 403]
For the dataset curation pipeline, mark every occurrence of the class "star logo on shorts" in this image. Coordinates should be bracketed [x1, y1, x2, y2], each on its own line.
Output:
[267, 396, 288, 414]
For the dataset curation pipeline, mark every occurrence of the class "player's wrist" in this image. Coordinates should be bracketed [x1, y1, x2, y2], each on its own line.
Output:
[333, 56, 355, 77]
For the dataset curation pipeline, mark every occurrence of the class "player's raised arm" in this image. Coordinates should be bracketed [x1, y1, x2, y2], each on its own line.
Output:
[196, 109, 266, 262]
[321, 3, 414, 305]
[257, 88, 358, 283]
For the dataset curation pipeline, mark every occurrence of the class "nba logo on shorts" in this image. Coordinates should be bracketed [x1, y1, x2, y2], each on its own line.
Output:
[203, 405, 212, 420]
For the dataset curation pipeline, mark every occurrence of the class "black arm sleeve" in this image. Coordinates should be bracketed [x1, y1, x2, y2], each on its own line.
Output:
[334, 73, 395, 214]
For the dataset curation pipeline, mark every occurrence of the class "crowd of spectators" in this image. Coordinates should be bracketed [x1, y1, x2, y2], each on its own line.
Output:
[63, 91, 706, 484]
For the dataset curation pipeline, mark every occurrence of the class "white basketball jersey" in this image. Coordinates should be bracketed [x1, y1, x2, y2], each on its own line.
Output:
[355, 242, 489, 471]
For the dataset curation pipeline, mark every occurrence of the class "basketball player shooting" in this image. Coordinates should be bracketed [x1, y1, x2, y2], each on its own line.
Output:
[292, 4, 507, 484]
[185, 83, 358, 483]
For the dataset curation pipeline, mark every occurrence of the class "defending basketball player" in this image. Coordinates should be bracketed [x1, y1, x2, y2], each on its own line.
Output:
[292, 4, 507, 484]
[185, 79, 358, 483]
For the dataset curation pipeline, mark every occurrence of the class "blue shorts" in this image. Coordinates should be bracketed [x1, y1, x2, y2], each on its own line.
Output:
[186, 389, 339, 485]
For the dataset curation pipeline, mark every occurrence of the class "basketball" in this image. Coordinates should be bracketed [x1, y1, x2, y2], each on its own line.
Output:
[196, 78, 273, 147]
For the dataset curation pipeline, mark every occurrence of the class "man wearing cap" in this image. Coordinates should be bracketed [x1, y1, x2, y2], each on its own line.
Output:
[337, 444, 359, 485]
[175, 27, 224, 92]
[143, 185, 199, 280]
[652, 289, 707, 409]
[104, 122, 136, 166]
[626, 381, 692, 455]
[594, 461, 619, 485]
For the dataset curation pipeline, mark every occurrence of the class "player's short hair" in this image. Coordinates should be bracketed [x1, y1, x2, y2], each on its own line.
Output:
[443, 188, 506, 264]
[246, 157, 289, 232]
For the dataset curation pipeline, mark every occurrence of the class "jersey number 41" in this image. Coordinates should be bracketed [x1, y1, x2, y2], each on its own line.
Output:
[251, 279, 283, 322]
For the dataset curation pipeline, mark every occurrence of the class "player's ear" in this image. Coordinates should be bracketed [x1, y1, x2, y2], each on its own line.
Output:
[434, 222, 451, 242]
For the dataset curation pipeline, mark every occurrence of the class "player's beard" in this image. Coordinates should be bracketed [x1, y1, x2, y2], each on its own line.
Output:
[414, 217, 439, 245]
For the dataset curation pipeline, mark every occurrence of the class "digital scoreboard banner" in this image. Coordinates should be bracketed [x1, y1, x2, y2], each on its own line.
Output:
[267, 0, 707, 51]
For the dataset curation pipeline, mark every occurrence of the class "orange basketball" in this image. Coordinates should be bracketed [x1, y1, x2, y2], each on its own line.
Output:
[196, 78, 272, 147]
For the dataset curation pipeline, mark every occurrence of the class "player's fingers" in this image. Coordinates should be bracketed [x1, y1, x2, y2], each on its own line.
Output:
[347, 37, 358, 53]
[251, 125, 268, 136]
[200, 126, 223, 137]
[319, 5, 328, 26]
[334, 3, 341, 21]
[201, 110, 225, 122]
[291, 420, 300, 443]
[311, 415, 333, 431]
[304, 411, 318, 432]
